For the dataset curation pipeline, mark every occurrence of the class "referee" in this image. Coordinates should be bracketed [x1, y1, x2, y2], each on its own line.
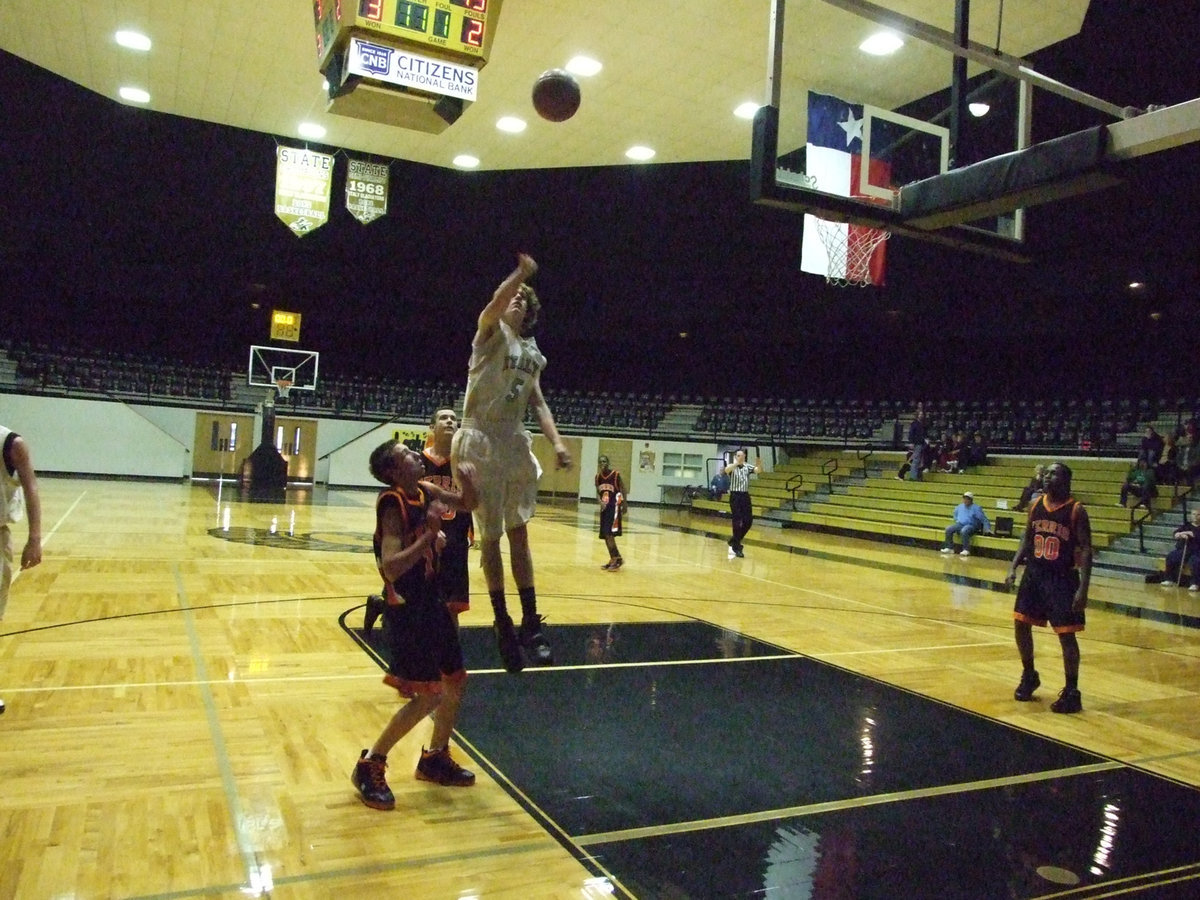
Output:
[724, 449, 762, 558]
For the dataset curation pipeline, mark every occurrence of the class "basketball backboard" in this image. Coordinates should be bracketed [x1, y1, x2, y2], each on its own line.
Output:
[248, 345, 320, 394]
[749, 0, 1160, 265]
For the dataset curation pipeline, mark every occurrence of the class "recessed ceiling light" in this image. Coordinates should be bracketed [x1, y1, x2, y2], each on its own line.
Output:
[968, 102, 990, 117]
[1128, 281, 1146, 289]
[625, 146, 655, 161]
[565, 56, 602, 77]
[496, 116, 527, 133]
[453, 154, 480, 169]
[859, 32, 903, 55]
[118, 86, 150, 104]
[734, 102, 761, 120]
[115, 30, 151, 51]
[297, 122, 326, 139]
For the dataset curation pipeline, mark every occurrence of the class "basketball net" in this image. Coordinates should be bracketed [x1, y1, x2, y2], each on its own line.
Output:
[814, 216, 891, 287]
[274, 379, 292, 401]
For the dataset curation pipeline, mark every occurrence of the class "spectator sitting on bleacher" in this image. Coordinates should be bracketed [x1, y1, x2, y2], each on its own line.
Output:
[940, 491, 991, 557]
[708, 469, 730, 500]
[1156, 431, 1179, 485]
[1157, 509, 1200, 590]
[1118, 458, 1157, 509]
[1014, 464, 1047, 513]
[1138, 425, 1165, 468]
[943, 431, 967, 473]
[1175, 420, 1200, 486]
[930, 431, 955, 473]
[959, 432, 988, 470]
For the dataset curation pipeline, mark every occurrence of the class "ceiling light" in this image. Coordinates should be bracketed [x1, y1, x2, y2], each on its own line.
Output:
[118, 86, 150, 104]
[1128, 281, 1146, 289]
[734, 102, 761, 120]
[565, 56, 602, 77]
[115, 30, 152, 51]
[297, 122, 326, 139]
[859, 32, 903, 55]
[453, 154, 480, 169]
[496, 116, 527, 133]
[625, 146, 655, 161]
[968, 102, 990, 117]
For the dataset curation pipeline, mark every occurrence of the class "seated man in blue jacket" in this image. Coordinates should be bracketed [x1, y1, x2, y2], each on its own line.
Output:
[941, 491, 991, 557]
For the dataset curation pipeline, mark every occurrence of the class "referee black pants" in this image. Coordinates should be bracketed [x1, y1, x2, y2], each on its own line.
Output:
[729, 490, 753, 549]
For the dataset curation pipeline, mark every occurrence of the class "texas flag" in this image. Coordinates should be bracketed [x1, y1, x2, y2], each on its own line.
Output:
[800, 91, 892, 286]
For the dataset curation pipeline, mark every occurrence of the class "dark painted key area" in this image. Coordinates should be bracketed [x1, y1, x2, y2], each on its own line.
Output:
[346, 619, 1200, 898]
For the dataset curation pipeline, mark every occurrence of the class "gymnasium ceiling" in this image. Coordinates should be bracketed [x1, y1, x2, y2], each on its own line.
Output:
[0, 1, 1091, 171]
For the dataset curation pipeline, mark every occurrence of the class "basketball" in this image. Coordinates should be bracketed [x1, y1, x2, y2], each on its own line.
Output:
[531, 69, 581, 122]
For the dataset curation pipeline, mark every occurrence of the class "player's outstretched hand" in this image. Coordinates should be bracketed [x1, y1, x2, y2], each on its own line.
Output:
[517, 253, 538, 279]
[556, 447, 572, 470]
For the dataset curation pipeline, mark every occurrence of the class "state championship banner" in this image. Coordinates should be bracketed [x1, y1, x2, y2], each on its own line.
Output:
[345, 159, 389, 225]
[275, 147, 335, 237]
[800, 91, 892, 286]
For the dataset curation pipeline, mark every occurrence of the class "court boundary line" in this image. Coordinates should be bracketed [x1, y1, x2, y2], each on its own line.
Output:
[572, 760, 1124, 846]
[9, 488, 86, 587]
[173, 564, 269, 896]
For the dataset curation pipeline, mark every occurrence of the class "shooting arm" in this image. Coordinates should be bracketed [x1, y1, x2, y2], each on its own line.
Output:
[478, 253, 537, 335]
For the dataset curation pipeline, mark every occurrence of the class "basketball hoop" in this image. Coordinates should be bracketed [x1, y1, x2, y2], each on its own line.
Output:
[814, 216, 891, 287]
[275, 379, 293, 400]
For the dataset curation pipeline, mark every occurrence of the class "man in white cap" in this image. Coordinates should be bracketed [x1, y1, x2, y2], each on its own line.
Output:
[940, 491, 991, 556]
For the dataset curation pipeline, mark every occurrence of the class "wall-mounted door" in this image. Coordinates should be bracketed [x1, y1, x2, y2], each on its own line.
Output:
[192, 413, 255, 478]
[273, 416, 319, 482]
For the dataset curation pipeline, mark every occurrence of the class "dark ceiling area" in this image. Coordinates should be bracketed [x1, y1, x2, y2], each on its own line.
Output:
[1, 0, 1198, 401]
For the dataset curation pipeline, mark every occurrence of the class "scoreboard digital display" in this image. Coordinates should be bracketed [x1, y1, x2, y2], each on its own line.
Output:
[314, 0, 500, 66]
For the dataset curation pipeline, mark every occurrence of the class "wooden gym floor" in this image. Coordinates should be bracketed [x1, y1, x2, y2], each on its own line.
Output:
[2, 477, 1199, 898]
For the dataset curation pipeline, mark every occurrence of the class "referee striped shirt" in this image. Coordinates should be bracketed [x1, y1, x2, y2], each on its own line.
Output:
[728, 463, 755, 493]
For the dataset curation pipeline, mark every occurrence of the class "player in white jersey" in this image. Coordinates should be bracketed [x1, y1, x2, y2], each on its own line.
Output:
[451, 253, 571, 672]
[1, 425, 43, 715]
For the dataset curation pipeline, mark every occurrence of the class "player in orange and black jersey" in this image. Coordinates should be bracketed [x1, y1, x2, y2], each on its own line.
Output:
[421, 409, 473, 617]
[595, 455, 626, 570]
[364, 408, 473, 631]
[1003, 461, 1092, 714]
[351, 439, 479, 810]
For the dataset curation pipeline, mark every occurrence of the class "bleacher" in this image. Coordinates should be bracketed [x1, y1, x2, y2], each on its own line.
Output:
[5, 341, 1200, 450]
[690, 448, 1152, 560]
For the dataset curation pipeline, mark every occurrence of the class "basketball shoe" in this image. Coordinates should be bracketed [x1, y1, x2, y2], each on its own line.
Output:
[494, 615, 524, 673]
[416, 747, 476, 786]
[352, 750, 395, 810]
[1013, 669, 1040, 701]
[1050, 687, 1082, 714]
[519, 614, 554, 666]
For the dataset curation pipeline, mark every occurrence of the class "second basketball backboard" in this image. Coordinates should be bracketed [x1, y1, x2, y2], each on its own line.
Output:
[752, 0, 1112, 262]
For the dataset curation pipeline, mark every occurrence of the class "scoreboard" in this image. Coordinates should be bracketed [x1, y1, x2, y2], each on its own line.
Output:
[314, 0, 502, 70]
